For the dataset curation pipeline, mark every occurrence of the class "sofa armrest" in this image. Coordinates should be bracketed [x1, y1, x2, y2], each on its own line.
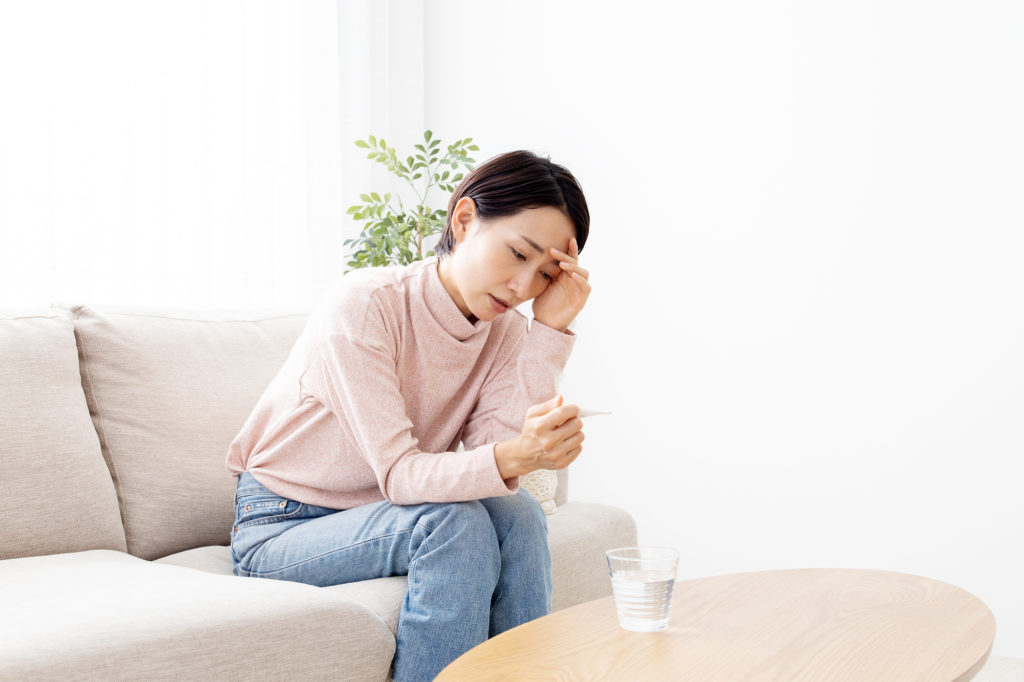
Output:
[547, 501, 638, 611]
[555, 468, 569, 506]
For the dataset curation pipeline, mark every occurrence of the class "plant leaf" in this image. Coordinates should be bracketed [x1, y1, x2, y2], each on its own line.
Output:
[345, 131, 482, 270]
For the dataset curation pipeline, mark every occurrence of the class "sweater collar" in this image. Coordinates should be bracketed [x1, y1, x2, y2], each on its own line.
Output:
[422, 256, 489, 341]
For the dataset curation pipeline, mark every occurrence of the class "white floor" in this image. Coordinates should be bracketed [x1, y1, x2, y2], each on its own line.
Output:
[974, 656, 1024, 682]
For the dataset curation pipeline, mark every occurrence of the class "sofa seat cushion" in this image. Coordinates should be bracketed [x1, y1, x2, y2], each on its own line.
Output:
[156, 546, 410, 636]
[157, 500, 639, 636]
[0, 550, 394, 681]
[0, 311, 126, 559]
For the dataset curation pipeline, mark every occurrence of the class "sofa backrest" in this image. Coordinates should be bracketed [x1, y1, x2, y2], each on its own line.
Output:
[3, 304, 570, 562]
[0, 310, 127, 559]
[60, 304, 308, 560]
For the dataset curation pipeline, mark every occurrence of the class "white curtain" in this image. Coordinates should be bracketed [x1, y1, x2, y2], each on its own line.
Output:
[0, 0, 359, 309]
[339, 0, 426, 262]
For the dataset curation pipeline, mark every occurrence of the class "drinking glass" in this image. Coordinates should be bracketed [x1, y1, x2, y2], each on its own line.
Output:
[606, 547, 679, 632]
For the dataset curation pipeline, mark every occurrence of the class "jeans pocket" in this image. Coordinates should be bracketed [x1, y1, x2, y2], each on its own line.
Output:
[235, 493, 306, 530]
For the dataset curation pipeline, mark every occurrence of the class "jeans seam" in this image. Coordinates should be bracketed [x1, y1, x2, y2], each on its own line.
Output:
[404, 518, 437, 576]
[249, 524, 420, 578]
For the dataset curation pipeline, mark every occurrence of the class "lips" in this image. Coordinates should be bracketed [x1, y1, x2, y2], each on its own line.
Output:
[489, 294, 510, 313]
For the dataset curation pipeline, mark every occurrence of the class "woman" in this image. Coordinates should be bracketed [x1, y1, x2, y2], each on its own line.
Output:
[226, 150, 591, 681]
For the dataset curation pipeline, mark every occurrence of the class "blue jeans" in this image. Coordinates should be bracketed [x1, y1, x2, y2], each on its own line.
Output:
[230, 472, 552, 682]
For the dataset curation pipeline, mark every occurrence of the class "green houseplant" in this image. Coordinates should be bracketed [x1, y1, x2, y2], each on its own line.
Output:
[344, 131, 478, 270]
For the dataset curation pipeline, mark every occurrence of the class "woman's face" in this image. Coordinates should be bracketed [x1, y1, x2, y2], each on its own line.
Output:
[439, 204, 575, 322]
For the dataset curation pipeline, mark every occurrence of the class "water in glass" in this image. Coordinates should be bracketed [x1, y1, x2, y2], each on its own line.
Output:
[610, 569, 676, 631]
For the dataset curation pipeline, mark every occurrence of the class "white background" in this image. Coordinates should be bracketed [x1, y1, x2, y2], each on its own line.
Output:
[422, 1, 1024, 656]
[1, 0, 1021, 657]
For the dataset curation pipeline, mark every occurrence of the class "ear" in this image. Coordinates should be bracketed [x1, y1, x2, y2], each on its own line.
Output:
[450, 197, 477, 245]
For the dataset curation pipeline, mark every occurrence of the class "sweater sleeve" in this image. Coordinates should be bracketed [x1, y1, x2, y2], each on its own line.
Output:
[460, 319, 576, 455]
[303, 287, 515, 505]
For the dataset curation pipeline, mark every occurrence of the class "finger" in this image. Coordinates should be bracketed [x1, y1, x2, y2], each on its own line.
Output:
[548, 245, 577, 264]
[546, 428, 583, 465]
[557, 270, 591, 300]
[570, 236, 579, 258]
[553, 444, 583, 469]
[540, 404, 580, 429]
[559, 429, 585, 450]
[558, 260, 590, 280]
[552, 416, 584, 437]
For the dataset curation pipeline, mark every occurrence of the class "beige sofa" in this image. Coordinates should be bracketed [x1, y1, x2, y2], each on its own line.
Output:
[0, 305, 637, 681]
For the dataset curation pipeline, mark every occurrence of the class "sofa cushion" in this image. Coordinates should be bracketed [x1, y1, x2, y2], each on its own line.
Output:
[60, 304, 307, 560]
[522, 468, 559, 514]
[548, 501, 639, 611]
[0, 310, 126, 559]
[0, 550, 394, 680]
[156, 545, 411, 637]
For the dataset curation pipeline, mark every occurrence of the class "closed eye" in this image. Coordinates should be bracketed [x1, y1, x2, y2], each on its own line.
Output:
[511, 247, 554, 282]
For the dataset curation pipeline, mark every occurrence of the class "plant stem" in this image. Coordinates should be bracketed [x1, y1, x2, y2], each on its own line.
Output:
[407, 156, 440, 260]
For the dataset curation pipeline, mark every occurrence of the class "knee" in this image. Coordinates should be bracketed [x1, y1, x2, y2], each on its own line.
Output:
[419, 501, 501, 570]
[520, 490, 549, 528]
[422, 499, 492, 533]
[504, 491, 550, 547]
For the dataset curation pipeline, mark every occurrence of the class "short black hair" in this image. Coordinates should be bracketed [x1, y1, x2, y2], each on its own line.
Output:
[435, 150, 589, 256]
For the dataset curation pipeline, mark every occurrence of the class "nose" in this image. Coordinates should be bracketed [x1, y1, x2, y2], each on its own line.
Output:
[508, 268, 533, 302]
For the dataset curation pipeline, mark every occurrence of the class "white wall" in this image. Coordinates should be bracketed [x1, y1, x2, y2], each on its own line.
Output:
[424, 0, 1024, 655]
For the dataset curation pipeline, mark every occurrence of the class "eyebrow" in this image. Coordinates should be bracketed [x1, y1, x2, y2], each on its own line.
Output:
[519, 235, 561, 267]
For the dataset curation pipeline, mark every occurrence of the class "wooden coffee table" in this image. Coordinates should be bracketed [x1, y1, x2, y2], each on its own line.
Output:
[436, 568, 995, 681]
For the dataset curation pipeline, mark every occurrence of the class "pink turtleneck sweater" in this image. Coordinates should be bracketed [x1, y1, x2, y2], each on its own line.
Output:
[225, 256, 575, 509]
